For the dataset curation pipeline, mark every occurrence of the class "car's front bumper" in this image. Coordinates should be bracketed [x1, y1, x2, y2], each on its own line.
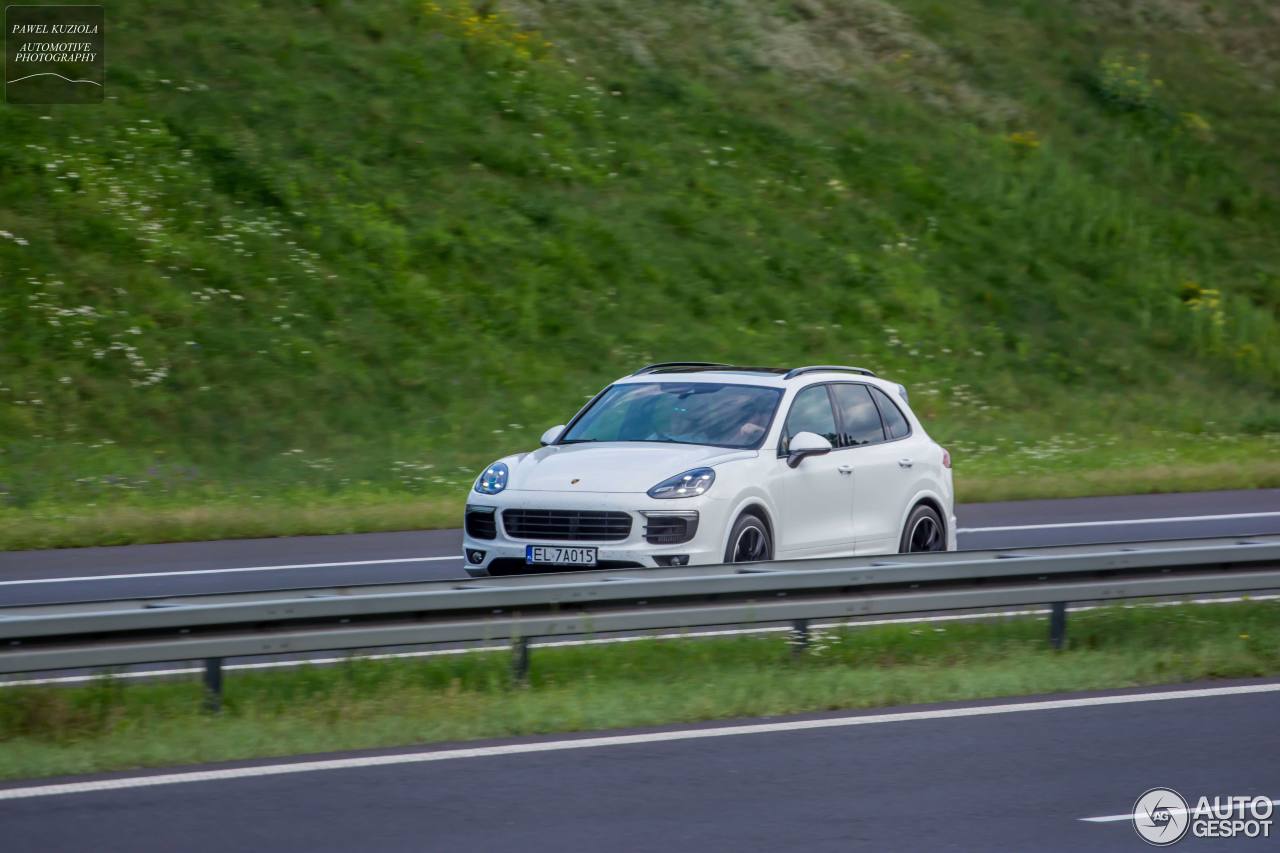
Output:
[462, 490, 729, 577]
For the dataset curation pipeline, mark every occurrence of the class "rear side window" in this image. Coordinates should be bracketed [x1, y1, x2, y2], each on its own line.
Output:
[870, 386, 911, 439]
[830, 384, 886, 447]
[781, 385, 838, 453]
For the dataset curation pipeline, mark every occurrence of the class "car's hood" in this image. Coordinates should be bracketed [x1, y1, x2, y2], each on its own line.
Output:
[504, 442, 755, 493]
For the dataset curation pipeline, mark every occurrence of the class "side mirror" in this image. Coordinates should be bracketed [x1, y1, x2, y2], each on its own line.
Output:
[540, 424, 566, 446]
[787, 431, 833, 468]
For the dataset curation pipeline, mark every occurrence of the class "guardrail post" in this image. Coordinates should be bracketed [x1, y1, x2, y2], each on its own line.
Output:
[790, 619, 810, 658]
[511, 638, 531, 685]
[203, 657, 223, 713]
[1049, 602, 1067, 650]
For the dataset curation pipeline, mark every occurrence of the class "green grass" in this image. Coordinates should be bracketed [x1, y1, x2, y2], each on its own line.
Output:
[2, 599, 1278, 780]
[2, 0, 1280, 549]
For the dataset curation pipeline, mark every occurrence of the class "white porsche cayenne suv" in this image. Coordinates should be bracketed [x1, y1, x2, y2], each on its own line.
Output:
[463, 363, 955, 576]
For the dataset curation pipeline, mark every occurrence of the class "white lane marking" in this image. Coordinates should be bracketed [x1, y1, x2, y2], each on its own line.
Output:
[2, 682, 1278, 801]
[1081, 799, 1280, 823]
[959, 511, 1280, 534]
[0, 556, 461, 587]
[5, 594, 1275, 688]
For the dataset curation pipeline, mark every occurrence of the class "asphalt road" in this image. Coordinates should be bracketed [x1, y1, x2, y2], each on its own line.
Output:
[2, 681, 1277, 851]
[2, 488, 1279, 607]
[2, 494, 1278, 850]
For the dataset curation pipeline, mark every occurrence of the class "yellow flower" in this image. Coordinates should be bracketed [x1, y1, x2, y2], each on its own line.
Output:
[1006, 130, 1041, 154]
[1181, 111, 1212, 136]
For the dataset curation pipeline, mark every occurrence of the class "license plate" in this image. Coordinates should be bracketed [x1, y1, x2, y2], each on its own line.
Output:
[525, 545, 598, 566]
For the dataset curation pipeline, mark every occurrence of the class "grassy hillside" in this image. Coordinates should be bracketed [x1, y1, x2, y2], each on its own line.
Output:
[2, 0, 1280, 548]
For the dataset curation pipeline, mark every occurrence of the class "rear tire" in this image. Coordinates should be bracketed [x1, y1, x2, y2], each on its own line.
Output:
[899, 504, 945, 553]
[724, 513, 773, 564]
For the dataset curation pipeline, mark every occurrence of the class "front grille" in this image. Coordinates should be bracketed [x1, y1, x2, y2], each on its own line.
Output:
[464, 507, 497, 540]
[502, 509, 632, 542]
[643, 514, 699, 545]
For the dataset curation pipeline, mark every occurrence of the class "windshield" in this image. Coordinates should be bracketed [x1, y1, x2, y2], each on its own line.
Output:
[561, 382, 783, 449]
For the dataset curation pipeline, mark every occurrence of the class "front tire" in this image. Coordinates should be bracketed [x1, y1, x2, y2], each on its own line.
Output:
[724, 512, 773, 564]
[899, 504, 945, 553]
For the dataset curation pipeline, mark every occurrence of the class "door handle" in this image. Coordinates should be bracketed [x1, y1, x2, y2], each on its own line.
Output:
[837, 465, 853, 475]
[898, 458, 913, 468]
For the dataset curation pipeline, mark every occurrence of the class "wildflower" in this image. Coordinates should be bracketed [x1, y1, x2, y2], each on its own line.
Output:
[1006, 130, 1041, 154]
[1181, 112, 1212, 137]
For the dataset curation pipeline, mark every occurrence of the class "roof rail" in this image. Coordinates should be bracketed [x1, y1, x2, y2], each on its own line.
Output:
[783, 365, 878, 380]
[631, 361, 730, 375]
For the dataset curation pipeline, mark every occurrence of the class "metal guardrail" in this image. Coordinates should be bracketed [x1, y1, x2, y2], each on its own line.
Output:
[2, 535, 1279, 701]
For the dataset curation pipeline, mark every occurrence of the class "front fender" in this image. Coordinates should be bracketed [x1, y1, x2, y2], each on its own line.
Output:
[719, 488, 780, 559]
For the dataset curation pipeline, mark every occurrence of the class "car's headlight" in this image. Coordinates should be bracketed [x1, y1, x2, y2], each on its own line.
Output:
[474, 461, 509, 495]
[647, 467, 715, 499]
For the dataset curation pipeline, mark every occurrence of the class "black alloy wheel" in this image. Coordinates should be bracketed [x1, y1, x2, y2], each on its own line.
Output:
[724, 513, 773, 563]
[900, 504, 945, 553]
